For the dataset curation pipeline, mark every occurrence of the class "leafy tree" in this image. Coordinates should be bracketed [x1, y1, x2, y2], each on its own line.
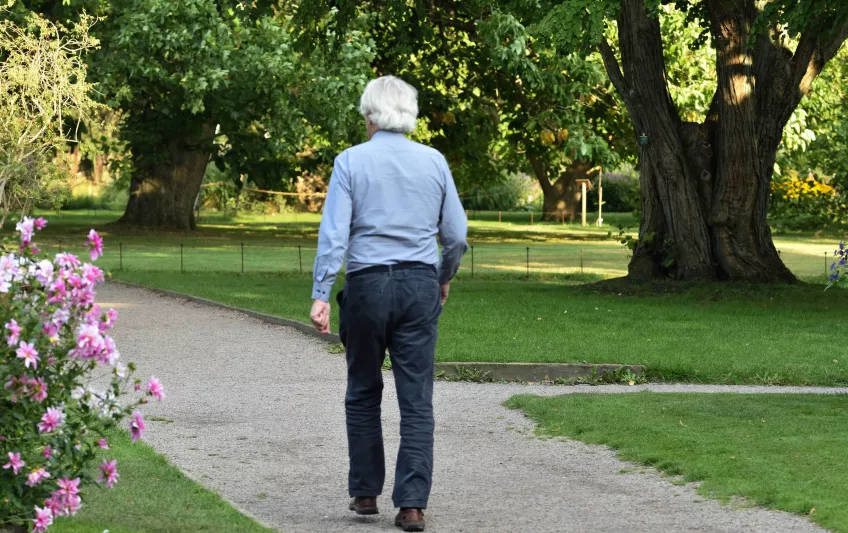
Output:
[531, 0, 847, 282]
[0, 8, 99, 227]
[297, 1, 634, 220]
[89, 0, 373, 229]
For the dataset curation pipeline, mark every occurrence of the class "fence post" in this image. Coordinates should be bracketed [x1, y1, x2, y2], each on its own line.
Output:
[471, 245, 475, 278]
[298, 245, 303, 274]
[241, 243, 245, 274]
[498, 211, 502, 223]
[180, 244, 184, 274]
[119, 242, 123, 272]
[526, 247, 530, 278]
[561, 211, 565, 224]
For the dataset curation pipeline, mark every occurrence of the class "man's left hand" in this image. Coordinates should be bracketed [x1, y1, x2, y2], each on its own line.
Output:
[310, 299, 331, 334]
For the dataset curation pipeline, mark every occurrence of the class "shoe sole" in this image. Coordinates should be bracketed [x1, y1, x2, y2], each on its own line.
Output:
[349, 504, 379, 515]
[394, 520, 425, 532]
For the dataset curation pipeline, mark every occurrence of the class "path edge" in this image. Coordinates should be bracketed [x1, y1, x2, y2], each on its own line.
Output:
[108, 280, 341, 343]
[108, 280, 647, 383]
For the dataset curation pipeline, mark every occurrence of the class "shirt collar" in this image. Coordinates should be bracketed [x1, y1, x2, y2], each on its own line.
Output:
[370, 130, 406, 142]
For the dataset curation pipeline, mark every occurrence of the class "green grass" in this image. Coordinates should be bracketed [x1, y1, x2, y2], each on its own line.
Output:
[111, 271, 848, 386]
[27, 209, 844, 282]
[51, 430, 272, 533]
[506, 393, 848, 532]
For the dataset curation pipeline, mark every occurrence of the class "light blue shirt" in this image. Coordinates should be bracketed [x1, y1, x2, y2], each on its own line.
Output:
[312, 131, 468, 301]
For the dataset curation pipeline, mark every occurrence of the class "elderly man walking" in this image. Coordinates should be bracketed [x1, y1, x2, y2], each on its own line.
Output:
[309, 76, 467, 531]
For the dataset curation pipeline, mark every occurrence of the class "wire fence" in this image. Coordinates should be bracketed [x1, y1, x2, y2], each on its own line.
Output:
[35, 240, 837, 281]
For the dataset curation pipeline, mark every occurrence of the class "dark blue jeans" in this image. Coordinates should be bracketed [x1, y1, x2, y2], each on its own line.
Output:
[337, 264, 441, 509]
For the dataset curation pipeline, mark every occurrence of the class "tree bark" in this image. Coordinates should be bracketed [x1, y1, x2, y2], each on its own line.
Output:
[119, 139, 211, 231]
[599, 0, 847, 283]
[528, 154, 592, 222]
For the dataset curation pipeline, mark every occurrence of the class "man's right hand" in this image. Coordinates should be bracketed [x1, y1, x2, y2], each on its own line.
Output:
[440, 283, 450, 305]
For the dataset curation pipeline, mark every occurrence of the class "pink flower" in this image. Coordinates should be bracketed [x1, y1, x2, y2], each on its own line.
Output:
[43, 446, 53, 459]
[3, 451, 24, 475]
[16, 341, 40, 369]
[34, 217, 47, 230]
[129, 411, 145, 442]
[30, 377, 48, 403]
[75, 324, 104, 358]
[38, 407, 65, 433]
[54, 253, 81, 269]
[105, 308, 118, 328]
[147, 377, 165, 400]
[56, 476, 80, 496]
[26, 467, 51, 487]
[87, 229, 103, 261]
[98, 459, 119, 488]
[35, 260, 54, 286]
[6, 319, 21, 346]
[32, 506, 53, 533]
[97, 438, 109, 450]
[16, 217, 35, 244]
[82, 263, 104, 284]
[47, 278, 68, 304]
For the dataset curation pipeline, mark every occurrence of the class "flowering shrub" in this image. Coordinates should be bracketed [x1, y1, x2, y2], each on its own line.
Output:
[770, 171, 846, 231]
[827, 242, 847, 290]
[0, 217, 163, 532]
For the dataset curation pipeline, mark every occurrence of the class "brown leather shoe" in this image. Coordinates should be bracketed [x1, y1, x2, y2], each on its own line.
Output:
[395, 508, 425, 531]
[349, 496, 378, 515]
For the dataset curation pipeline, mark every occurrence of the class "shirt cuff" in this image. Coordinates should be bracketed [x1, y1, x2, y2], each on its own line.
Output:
[312, 281, 333, 302]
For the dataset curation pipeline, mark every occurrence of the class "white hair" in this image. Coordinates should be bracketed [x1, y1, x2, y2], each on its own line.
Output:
[359, 76, 419, 133]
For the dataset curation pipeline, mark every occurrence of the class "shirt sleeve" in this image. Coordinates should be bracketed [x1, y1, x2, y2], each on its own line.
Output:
[312, 153, 352, 301]
[437, 156, 469, 285]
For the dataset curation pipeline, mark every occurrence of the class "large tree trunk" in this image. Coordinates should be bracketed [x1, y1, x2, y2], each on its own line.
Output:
[119, 140, 210, 231]
[528, 155, 592, 222]
[598, 0, 848, 283]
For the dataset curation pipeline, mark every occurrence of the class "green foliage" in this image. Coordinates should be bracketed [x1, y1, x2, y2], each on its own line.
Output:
[89, 0, 374, 189]
[769, 170, 847, 231]
[588, 173, 640, 213]
[462, 174, 538, 211]
[778, 46, 848, 191]
[0, 9, 99, 227]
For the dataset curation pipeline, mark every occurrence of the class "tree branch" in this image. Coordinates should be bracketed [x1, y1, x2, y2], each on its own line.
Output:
[598, 38, 631, 102]
[789, 17, 848, 106]
[527, 153, 553, 193]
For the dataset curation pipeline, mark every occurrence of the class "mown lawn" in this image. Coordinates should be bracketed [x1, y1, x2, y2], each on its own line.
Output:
[112, 271, 848, 386]
[32, 209, 843, 281]
[51, 430, 272, 533]
[506, 393, 848, 533]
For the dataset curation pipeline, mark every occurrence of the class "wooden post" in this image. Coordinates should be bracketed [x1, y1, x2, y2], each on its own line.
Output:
[561, 211, 565, 224]
[498, 211, 502, 223]
[597, 167, 604, 227]
[581, 181, 588, 227]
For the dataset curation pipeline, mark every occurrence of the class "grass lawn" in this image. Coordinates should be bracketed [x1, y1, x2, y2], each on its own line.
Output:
[506, 393, 848, 532]
[51, 430, 272, 533]
[30, 209, 844, 282]
[111, 271, 848, 386]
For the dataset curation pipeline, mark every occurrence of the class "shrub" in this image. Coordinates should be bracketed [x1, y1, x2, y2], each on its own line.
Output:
[0, 218, 162, 532]
[769, 171, 847, 231]
[587, 173, 640, 213]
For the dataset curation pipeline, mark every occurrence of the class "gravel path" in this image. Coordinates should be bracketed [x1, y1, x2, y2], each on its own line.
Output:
[99, 283, 842, 533]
